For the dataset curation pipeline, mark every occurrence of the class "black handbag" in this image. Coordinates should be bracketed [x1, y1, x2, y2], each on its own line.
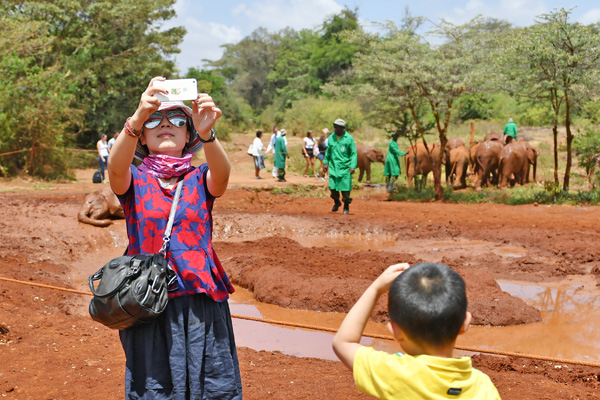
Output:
[88, 180, 183, 330]
[93, 169, 102, 183]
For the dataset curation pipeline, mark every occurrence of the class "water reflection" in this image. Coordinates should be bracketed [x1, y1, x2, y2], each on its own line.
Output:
[294, 233, 396, 251]
[462, 278, 600, 362]
[230, 286, 400, 360]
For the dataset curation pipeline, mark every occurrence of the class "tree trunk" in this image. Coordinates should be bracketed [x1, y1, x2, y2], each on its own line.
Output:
[435, 134, 447, 201]
[552, 125, 559, 185]
[563, 93, 572, 191]
[434, 164, 443, 200]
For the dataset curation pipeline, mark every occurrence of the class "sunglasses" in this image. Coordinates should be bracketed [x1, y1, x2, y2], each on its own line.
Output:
[144, 110, 188, 129]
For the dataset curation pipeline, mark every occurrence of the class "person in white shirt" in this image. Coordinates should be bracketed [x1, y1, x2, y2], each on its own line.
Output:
[107, 131, 119, 152]
[251, 130, 265, 179]
[96, 133, 109, 183]
[302, 130, 316, 177]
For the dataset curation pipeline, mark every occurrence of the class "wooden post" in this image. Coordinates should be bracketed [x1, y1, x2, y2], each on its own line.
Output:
[470, 121, 475, 147]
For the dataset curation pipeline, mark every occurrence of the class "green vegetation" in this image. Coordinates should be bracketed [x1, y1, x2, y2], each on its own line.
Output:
[271, 184, 328, 198]
[389, 184, 600, 206]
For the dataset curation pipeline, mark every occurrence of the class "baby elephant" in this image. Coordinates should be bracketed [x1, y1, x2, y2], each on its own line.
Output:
[447, 145, 470, 189]
[356, 145, 384, 183]
[78, 187, 124, 227]
[405, 142, 440, 188]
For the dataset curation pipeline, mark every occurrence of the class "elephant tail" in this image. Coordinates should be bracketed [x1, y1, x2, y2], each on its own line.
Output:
[77, 207, 113, 227]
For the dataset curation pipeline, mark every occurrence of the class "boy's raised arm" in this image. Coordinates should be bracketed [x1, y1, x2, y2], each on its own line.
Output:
[332, 263, 409, 370]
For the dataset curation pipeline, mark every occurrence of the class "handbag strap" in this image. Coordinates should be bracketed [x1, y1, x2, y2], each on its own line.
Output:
[159, 179, 184, 256]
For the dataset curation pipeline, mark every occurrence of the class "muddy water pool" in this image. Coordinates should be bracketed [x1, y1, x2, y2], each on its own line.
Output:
[231, 232, 600, 363]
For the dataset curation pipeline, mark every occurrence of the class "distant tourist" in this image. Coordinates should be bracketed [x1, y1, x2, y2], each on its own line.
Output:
[303, 130, 316, 177]
[96, 133, 109, 183]
[250, 130, 265, 179]
[314, 128, 329, 181]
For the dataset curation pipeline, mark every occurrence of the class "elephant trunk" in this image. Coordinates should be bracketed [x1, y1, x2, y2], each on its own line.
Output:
[77, 211, 113, 227]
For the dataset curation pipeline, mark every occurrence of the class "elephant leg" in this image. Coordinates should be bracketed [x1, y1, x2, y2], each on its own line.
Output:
[406, 164, 414, 187]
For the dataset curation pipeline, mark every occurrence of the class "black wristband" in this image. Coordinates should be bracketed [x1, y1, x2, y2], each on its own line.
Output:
[198, 128, 216, 143]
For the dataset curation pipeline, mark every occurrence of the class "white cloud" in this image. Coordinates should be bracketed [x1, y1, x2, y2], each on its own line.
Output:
[443, 0, 546, 26]
[171, 0, 345, 72]
[236, 0, 343, 31]
[579, 8, 600, 24]
[173, 20, 243, 72]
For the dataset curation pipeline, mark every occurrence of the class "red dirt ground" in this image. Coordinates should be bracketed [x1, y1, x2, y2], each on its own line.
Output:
[1, 132, 599, 399]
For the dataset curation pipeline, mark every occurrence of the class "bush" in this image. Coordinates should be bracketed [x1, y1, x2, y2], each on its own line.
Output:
[280, 97, 364, 136]
[573, 128, 600, 188]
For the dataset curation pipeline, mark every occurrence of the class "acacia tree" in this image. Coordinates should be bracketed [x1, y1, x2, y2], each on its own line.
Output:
[1, 0, 185, 174]
[341, 18, 484, 199]
[503, 8, 600, 190]
[0, 9, 80, 178]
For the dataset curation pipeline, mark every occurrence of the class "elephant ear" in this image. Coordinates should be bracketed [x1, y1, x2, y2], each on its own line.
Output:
[367, 149, 377, 162]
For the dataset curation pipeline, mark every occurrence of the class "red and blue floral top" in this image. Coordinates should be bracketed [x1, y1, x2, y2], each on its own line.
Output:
[117, 164, 234, 302]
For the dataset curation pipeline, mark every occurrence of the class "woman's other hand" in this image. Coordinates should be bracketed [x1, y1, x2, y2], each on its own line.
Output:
[191, 93, 222, 140]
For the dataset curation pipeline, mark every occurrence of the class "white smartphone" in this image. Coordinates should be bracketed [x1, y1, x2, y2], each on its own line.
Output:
[153, 78, 198, 102]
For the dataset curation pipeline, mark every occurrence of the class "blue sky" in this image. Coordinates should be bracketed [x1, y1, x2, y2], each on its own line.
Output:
[166, 1, 600, 73]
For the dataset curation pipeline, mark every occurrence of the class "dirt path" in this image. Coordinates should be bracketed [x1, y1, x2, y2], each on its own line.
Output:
[1, 131, 599, 399]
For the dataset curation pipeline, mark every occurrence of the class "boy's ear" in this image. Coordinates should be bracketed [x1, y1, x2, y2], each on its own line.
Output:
[459, 311, 472, 335]
[387, 321, 405, 342]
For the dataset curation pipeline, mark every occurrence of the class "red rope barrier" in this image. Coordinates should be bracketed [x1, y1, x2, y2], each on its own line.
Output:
[2, 275, 600, 368]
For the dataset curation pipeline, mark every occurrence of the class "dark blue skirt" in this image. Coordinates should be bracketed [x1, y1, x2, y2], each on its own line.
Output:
[119, 294, 242, 400]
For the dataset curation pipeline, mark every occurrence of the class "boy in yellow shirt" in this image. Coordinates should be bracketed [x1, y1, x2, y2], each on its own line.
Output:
[333, 262, 501, 399]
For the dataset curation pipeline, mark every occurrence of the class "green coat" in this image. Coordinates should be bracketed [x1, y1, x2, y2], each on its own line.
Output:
[503, 122, 518, 139]
[384, 140, 406, 177]
[274, 136, 288, 168]
[324, 132, 357, 191]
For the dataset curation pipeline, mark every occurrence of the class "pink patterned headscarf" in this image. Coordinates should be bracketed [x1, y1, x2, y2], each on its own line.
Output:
[138, 152, 193, 179]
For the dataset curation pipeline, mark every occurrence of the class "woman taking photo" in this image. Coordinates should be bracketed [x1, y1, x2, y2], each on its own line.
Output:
[108, 76, 242, 399]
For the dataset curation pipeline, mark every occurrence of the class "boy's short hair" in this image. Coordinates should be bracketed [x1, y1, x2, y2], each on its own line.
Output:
[388, 263, 467, 348]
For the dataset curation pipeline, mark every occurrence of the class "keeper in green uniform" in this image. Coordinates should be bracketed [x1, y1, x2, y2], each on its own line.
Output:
[384, 132, 407, 193]
[503, 118, 518, 143]
[274, 129, 288, 182]
[323, 118, 357, 215]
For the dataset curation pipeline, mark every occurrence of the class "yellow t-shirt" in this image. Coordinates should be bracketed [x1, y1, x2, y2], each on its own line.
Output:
[353, 347, 501, 399]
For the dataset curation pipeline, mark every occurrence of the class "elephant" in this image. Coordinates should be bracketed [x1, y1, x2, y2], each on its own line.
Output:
[78, 187, 124, 227]
[498, 141, 528, 188]
[444, 137, 466, 182]
[405, 142, 440, 188]
[483, 132, 502, 142]
[445, 137, 465, 151]
[447, 145, 470, 189]
[474, 140, 503, 190]
[513, 141, 538, 183]
[356, 145, 385, 183]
